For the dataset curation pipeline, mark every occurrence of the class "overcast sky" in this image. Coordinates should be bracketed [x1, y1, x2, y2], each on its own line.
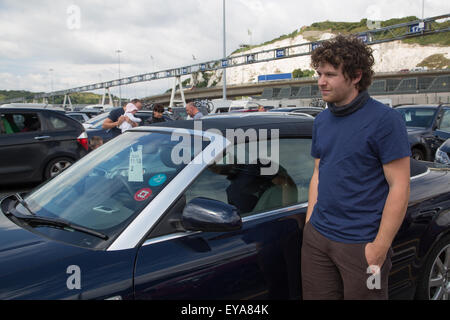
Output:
[0, 0, 449, 99]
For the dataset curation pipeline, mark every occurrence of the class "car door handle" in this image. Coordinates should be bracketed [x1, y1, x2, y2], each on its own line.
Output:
[34, 136, 51, 140]
[411, 209, 439, 223]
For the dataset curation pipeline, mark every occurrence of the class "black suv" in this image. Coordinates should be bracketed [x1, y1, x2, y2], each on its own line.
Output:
[395, 104, 450, 161]
[0, 106, 89, 184]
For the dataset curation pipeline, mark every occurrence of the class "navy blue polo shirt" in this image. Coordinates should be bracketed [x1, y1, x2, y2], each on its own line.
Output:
[310, 98, 411, 243]
[108, 107, 125, 136]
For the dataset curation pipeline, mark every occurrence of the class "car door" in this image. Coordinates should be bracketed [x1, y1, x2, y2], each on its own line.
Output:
[0, 110, 49, 183]
[133, 137, 314, 299]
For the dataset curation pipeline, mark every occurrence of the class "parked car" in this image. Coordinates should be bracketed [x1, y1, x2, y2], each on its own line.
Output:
[66, 112, 90, 123]
[167, 106, 209, 120]
[0, 106, 89, 184]
[82, 112, 110, 129]
[0, 113, 449, 300]
[77, 108, 103, 118]
[86, 110, 172, 143]
[82, 104, 115, 113]
[166, 107, 188, 120]
[228, 100, 263, 112]
[395, 104, 450, 161]
[209, 99, 232, 114]
[435, 138, 450, 165]
[1, 103, 62, 111]
[269, 107, 324, 117]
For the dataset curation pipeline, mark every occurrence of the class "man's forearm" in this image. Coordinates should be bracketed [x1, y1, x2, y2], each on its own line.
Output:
[102, 120, 117, 130]
[306, 171, 318, 223]
[373, 184, 410, 251]
[306, 159, 320, 223]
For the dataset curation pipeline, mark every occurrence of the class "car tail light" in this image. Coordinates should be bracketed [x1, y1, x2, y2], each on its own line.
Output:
[77, 132, 89, 151]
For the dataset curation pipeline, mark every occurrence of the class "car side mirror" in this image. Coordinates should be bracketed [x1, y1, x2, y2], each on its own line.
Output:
[181, 197, 242, 232]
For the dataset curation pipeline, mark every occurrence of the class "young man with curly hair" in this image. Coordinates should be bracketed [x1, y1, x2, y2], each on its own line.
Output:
[301, 35, 411, 300]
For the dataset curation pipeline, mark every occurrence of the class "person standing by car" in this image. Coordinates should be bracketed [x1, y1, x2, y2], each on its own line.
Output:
[185, 102, 203, 120]
[89, 136, 103, 151]
[146, 104, 166, 124]
[301, 35, 411, 300]
[102, 99, 143, 136]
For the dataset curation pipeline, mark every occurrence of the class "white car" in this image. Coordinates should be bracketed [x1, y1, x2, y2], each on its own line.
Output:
[82, 104, 114, 112]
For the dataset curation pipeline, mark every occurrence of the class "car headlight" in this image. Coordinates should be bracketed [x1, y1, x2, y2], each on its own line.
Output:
[435, 148, 450, 164]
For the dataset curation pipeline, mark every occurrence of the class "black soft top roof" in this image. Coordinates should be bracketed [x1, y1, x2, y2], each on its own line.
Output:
[137, 113, 314, 138]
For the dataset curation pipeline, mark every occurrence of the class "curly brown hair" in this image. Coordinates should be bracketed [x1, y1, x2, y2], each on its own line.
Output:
[152, 104, 164, 113]
[310, 35, 375, 92]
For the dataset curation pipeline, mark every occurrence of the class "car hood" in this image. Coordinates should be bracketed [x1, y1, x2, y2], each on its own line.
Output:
[0, 211, 89, 299]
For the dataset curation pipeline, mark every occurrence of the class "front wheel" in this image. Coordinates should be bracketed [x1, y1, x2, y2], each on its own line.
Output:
[411, 148, 425, 161]
[44, 157, 74, 179]
[416, 235, 450, 300]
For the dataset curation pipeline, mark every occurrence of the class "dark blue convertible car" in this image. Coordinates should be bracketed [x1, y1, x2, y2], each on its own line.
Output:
[0, 113, 449, 300]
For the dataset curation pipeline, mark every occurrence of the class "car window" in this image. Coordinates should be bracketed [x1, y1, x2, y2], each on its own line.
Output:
[67, 114, 85, 123]
[0, 112, 41, 134]
[438, 109, 450, 132]
[184, 138, 314, 218]
[172, 109, 188, 120]
[395, 107, 436, 128]
[135, 113, 152, 124]
[48, 115, 71, 130]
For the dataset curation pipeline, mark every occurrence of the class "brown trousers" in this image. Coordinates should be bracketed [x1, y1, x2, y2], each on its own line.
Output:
[301, 222, 392, 300]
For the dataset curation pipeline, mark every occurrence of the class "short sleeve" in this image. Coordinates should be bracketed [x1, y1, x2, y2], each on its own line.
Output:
[108, 108, 121, 122]
[311, 118, 320, 159]
[373, 109, 411, 164]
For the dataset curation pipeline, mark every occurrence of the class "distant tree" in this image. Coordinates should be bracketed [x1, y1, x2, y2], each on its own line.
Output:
[292, 68, 315, 78]
[182, 78, 191, 88]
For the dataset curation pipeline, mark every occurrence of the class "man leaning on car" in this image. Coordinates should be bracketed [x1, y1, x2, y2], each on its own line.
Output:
[301, 35, 411, 300]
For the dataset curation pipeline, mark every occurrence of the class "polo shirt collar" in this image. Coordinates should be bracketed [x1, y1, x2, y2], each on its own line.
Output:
[328, 90, 370, 117]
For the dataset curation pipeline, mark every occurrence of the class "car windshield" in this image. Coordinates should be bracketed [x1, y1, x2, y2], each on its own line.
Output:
[395, 107, 437, 128]
[15, 130, 209, 248]
[172, 108, 188, 120]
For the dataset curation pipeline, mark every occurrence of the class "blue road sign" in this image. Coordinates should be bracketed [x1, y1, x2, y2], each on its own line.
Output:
[410, 22, 425, 33]
[358, 34, 369, 43]
[246, 54, 255, 63]
[311, 42, 321, 51]
[221, 60, 228, 67]
[276, 49, 285, 58]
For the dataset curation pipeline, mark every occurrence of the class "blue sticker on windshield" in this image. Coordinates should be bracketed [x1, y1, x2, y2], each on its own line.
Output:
[149, 174, 167, 187]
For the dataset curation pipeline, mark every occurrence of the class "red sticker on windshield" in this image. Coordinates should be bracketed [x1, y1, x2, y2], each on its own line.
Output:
[134, 188, 152, 201]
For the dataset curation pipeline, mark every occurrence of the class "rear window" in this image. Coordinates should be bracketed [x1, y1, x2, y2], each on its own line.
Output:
[48, 115, 76, 130]
[0, 112, 41, 134]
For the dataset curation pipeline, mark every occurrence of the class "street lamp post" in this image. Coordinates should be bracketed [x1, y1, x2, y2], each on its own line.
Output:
[116, 49, 122, 106]
[222, 0, 227, 100]
[422, 0, 425, 19]
[49, 68, 54, 104]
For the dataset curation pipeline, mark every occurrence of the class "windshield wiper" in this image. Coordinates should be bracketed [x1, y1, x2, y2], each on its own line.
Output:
[14, 193, 35, 216]
[6, 209, 108, 240]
